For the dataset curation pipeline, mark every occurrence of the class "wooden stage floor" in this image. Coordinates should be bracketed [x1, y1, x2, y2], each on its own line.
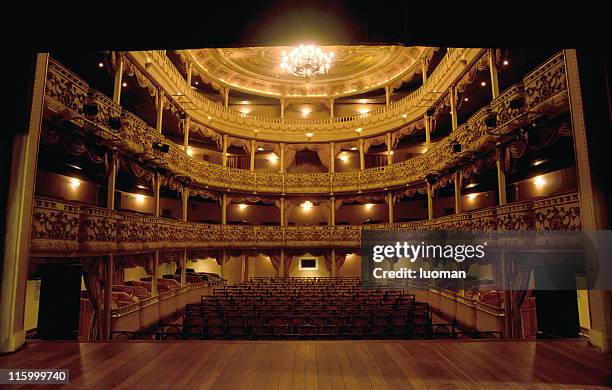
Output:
[0, 339, 610, 389]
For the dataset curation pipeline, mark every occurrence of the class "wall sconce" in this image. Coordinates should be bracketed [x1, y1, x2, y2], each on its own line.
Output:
[305, 132, 314, 139]
[468, 193, 477, 201]
[301, 108, 312, 116]
[533, 176, 546, 188]
[268, 153, 279, 163]
[238, 204, 247, 210]
[365, 203, 374, 210]
[68, 178, 81, 189]
[301, 201, 313, 211]
[134, 194, 145, 202]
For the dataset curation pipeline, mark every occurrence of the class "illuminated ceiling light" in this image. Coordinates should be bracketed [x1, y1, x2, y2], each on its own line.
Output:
[122, 82, 127, 87]
[503, 60, 509, 66]
[67, 164, 82, 170]
[257, 147, 264, 152]
[68, 178, 81, 188]
[136, 185, 149, 190]
[305, 132, 314, 138]
[464, 97, 469, 102]
[531, 159, 548, 167]
[389, 150, 394, 155]
[465, 182, 478, 189]
[533, 176, 546, 187]
[401, 113, 408, 118]
[355, 128, 363, 133]
[194, 81, 199, 85]
[350, 146, 358, 151]
[207, 115, 213, 120]
[98, 62, 104, 68]
[300, 200, 314, 211]
[468, 193, 477, 201]
[177, 92, 182, 96]
[481, 81, 486, 87]
[280, 45, 334, 79]
[238, 203, 248, 210]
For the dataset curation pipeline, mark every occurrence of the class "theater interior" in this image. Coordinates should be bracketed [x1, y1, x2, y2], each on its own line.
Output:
[1, 3, 611, 388]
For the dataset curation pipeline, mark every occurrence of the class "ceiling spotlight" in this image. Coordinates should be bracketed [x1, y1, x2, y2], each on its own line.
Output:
[401, 113, 408, 118]
[480, 81, 486, 87]
[531, 158, 548, 167]
[194, 81, 199, 85]
[98, 62, 104, 68]
[136, 184, 149, 190]
[464, 97, 469, 102]
[67, 164, 82, 170]
[355, 128, 363, 133]
[207, 116, 212, 120]
[350, 146, 358, 151]
[503, 60, 509, 66]
[305, 132, 314, 138]
[122, 82, 127, 87]
[257, 147, 264, 152]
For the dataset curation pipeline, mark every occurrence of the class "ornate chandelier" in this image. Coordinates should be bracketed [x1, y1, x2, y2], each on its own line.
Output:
[280, 45, 334, 78]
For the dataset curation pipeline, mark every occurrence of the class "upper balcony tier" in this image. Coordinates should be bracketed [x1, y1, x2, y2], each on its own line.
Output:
[131, 48, 484, 141]
[44, 52, 569, 195]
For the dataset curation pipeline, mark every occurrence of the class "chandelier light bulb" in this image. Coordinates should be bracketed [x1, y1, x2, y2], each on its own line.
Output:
[281, 45, 334, 78]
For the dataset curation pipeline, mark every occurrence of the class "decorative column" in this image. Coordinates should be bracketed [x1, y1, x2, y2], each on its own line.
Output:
[427, 182, 434, 220]
[495, 145, 507, 205]
[359, 138, 365, 170]
[180, 251, 187, 287]
[279, 249, 285, 277]
[156, 87, 164, 133]
[329, 98, 334, 118]
[280, 98, 285, 119]
[424, 114, 431, 149]
[279, 143, 285, 173]
[329, 142, 335, 173]
[454, 171, 462, 214]
[488, 49, 500, 99]
[387, 192, 394, 224]
[0, 53, 47, 352]
[113, 52, 124, 104]
[241, 255, 248, 283]
[186, 60, 193, 86]
[386, 133, 393, 165]
[154, 172, 161, 218]
[152, 251, 159, 296]
[222, 135, 228, 167]
[183, 115, 190, 152]
[220, 249, 227, 280]
[280, 197, 286, 226]
[450, 84, 458, 131]
[330, 197, 335, 226]
[104, 255, 114, 340]
[221, 193, 227, 225]
[250, 139, 255, 171]
[331, 248, 337, 277]
[385, 85, 391, 106]
[182, 187, 189, 222]
[107, 152, 117, 210]
[565, 49, 612, 351]
[224, 87, 230, 108]
[421, 58, 428, 84]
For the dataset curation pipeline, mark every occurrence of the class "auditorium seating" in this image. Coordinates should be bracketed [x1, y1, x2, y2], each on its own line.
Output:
[183, 277, 439, 340]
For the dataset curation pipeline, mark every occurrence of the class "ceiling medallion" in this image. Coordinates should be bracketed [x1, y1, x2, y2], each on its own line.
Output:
[280, 45, 334, 78]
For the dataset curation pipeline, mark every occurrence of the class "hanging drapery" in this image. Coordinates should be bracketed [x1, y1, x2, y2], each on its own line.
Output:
[506, 253, 533, 339]
[334, 141, 360, 157]
[227, 136, 252, 154]
[431, 172, 456, 194]
[230, 196, 276, 205]
[268, 252, 281, 275]
[82, 257, 104, 340]
[116, 157, 155, 183]
[114, 253, 153, 272]
[254, 142, 281, 157]
[282, 143, 331, 170]
[431, 93, 451, 131]
[123, 58, 159, 98]
[40, 126, 106, 164]
[363, 135, 387, 153]
[189, 188, 220, 203]
[391, 118, 426, 147]
[189, 121, 223, 150]
[394, 184, 428, 204]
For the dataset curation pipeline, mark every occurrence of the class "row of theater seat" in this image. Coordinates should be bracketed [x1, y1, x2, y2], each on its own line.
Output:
[182, 277, 434, 340]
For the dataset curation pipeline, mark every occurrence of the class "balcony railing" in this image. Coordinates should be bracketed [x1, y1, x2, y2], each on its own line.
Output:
[30, 191, 581, 256]
[43, 52, 569, 196]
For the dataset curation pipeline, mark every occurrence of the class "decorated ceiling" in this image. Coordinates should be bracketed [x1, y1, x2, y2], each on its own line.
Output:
[183, 46, 436, 98]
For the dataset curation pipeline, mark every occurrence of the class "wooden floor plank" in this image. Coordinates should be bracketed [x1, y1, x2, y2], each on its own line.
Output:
[0, 340, 609, 389]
